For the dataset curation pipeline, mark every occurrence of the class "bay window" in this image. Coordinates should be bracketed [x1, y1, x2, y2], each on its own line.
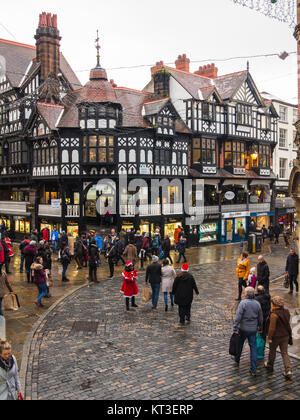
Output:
[237, 104, 252, 125]
[83, 135, 114, 164]
[224, 141, 245, 167]
[193, 138, 216, 166]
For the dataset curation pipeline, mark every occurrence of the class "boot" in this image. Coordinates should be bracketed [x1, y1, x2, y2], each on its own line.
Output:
[132, 297, 138, 308]
[165, 305, 168, 312]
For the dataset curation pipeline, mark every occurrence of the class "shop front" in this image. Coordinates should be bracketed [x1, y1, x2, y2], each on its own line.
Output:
[39, 219, 62, 236]
[277, 208, 296, 232]
[221, 211, 250, 244]
[188, 214, 220, 247]
[164, 218, 183, 245]
[249, 212, 275, 231]
[67, 221, 79, 238]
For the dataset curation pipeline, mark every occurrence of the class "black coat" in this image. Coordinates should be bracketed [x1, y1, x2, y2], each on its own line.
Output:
[257, 261, 270, 286]
[286, 253, 299, 276]
[88, 244, 100, 265]
[146, 262, 162, 284]
[162, 238, 171, 253]
[273, 225, 280, 236]
[172, 272, 199, 306]
[255, 291, 271, 322]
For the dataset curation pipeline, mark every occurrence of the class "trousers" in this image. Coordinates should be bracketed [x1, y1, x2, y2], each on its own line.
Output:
[267, 336, 292, 372]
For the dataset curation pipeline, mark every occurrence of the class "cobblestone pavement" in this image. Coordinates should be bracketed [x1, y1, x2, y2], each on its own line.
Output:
[4, 240, 261, 365]
[22, 243, 300, 400]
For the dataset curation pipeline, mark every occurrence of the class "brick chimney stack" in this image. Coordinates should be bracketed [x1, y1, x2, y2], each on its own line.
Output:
[194, 63, 218, 79]
[151, 61, 164, 76]
[175, 54, 190, 72]
[35, 12, 61, 83]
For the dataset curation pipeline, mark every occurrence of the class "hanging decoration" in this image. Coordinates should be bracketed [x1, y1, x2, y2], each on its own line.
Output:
[230, 0, 297, 27]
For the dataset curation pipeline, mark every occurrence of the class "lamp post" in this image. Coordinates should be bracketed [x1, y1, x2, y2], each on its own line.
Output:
[289, 0, 300, 309]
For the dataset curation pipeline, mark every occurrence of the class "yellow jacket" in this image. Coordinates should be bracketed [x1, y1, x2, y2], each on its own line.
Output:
[236, 257, 250, 280]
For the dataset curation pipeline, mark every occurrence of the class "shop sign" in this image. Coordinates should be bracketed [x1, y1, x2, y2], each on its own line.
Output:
[222, 211, 250, 219]
[51, 199, 61, 210]
[205, 214, 220, 220]
[287, 208, 296, 214]
[26, 205, 35, 213]
[225, 191, 235, 201]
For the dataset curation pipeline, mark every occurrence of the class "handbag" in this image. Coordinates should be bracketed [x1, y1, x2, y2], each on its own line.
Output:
[284, 275, 289, 289]
[229, 333, 241, 356]
[141, 285, 152, 303]
[256, 333, 265, 359]
[3, 293, 19, 311]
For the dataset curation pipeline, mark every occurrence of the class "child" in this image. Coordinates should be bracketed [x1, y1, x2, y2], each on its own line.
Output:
[120, 261, 139, 311]
[247, 267, 257, 289]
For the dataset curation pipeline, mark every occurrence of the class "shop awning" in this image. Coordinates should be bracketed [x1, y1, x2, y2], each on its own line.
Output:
[204, 179, 220, 186]
[250, 180, 271, 186]
[223, 180, 248, 187]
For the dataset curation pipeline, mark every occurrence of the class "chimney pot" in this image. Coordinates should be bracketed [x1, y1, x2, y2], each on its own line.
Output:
[175, 54, 190, 73]
[194, 63, 218, 79]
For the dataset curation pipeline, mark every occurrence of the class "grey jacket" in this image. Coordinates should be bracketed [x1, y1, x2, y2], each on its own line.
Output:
[233, 298, 263, 333]
[0, 355, 21, 400]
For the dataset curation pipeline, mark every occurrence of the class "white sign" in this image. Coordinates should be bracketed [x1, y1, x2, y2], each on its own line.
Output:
[222, 211, 250, 219]
[51, 199, 61, 209]
[225, 191, 235, 201]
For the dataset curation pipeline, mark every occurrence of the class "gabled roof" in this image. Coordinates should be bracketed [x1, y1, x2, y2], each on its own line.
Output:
[57, 91, 81, 128]
[213, 70, 248, 101]
[37, 102, 64, 130]
[143, 97, 170, 116]
[0, 38, 81, 90]
[166, 67, 213, 98]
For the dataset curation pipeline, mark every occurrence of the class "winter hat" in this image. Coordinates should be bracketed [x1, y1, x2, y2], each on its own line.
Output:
[39, 240, 45, 245]
[250, 267, 256, 274]
[272, 296, 284, 308]
[181, 263, 189, 272]
[30, 241, 36, 246]
[126, 261, 133, 267]
[152, 256, 159, 262]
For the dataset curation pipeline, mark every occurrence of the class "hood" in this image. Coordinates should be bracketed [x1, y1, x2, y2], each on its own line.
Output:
[177, 272, 191, 281]
[31, 263, 44, 270]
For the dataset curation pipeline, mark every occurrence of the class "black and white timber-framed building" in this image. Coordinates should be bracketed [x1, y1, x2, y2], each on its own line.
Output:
[0, 13, 279, 245]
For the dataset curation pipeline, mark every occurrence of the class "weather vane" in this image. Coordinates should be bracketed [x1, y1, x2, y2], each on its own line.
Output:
[95, 29, 101, 67]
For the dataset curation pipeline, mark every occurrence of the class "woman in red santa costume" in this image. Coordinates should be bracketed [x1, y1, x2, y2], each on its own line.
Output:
[121, 261, 139, 311]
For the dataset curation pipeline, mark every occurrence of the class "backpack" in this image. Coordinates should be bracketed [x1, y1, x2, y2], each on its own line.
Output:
[61, 248, 70, 264]
[152, 235, 159, 249]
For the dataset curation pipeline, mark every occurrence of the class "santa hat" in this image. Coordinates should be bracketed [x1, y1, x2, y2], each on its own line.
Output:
[181, 263, 189, 272]
[126, 261, 133, 267]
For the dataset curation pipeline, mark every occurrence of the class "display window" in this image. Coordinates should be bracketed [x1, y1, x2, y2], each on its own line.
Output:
[235, 218, 246, 234]
[122, 222, 134, 232]
[67, 224, 79, 238]
[139, 222, 149, 235]
[199, 222, 218, 243]
[40, 222, 62, 235]
[165, 222, 181, 244]
[0, 218, 11, 231]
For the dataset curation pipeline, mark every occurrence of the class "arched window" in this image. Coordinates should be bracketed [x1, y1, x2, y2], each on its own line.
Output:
[62, 150, 69, 163]
[72, 150, 79, 163]
[183, 153, 187, 165]
[172, 152, 177, 164]
[129, 150, 136, 163]
[119, 149, 126, 163]
[147, 150, 153, 164]
[140, 150, 146, 163]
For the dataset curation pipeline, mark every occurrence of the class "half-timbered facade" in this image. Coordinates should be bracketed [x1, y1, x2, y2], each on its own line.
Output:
[0, 13, 278, 245]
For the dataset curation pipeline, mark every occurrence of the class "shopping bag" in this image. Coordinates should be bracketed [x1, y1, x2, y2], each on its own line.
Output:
[284, 275, 289, 289]
[141, 285, 152, 303]
[256, 333, 265, 359]
[159, 251, 165, 260]
[229, 333, 241, 356]
[3, 293, 19, 311]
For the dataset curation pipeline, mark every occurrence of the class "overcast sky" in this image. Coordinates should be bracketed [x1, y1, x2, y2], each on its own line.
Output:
[0, 0, 297, 103]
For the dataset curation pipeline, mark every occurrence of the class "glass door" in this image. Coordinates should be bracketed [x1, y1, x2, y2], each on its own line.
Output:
[226, 219, 234, 242]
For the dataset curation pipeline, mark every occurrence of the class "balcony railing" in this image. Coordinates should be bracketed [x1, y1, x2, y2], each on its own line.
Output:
[120, 204, 161, 217]
[66, 205, 80, 218]
[162, 203, 183, 215]
[221, 204, 248, 213]
[0, 201, 29, 216]
[38, 204, 61, 218]
[275, 198, 295, 209]
[249, 203, 271, 213]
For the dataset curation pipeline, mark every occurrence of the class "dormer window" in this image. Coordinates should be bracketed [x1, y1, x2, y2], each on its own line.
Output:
[79, 103, 120, 130]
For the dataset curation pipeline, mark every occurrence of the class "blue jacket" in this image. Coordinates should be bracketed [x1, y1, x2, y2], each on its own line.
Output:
[95, 235, 103, 251]
[234, 297, 263, 333]
[51, 231, 59, 241]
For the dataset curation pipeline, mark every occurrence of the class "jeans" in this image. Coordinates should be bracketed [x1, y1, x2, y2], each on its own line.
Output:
[235, 330, 258, 373]
[108, 260, 115, 277]
[37, 283, 48, 304]
[0, 297, 3, 316]
[164, 292, 174, 306]
[20, 254, 25, 272]
[289, 274, 299, 292]
[62, 263, 69, 280]
[52, 240, 58, 254]
[164, 252, 173, 265]
[177, 251, 187, 264]
[151, 283, 161, 309]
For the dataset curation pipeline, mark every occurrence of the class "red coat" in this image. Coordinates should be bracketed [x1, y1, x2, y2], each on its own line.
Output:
[4, 238, 14, 257]
[121, 269, 139, 298]
[42, 228, 50, 242]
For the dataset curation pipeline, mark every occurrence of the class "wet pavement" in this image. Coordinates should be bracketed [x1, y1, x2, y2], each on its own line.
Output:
[14, 239, 300, 400]
[3, 241, 263, 366]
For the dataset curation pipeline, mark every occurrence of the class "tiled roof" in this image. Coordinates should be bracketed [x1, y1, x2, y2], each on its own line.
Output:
[166, 67, 213, 98]
[37, 102, 64, 130]
[213, 71, 248, 100]
[57, 91, 80, 128]
[0, 38, 81, 90]
[143, 97, 169, 116]
[76, 66, 119, 105]
[114, 87, 151, 128]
